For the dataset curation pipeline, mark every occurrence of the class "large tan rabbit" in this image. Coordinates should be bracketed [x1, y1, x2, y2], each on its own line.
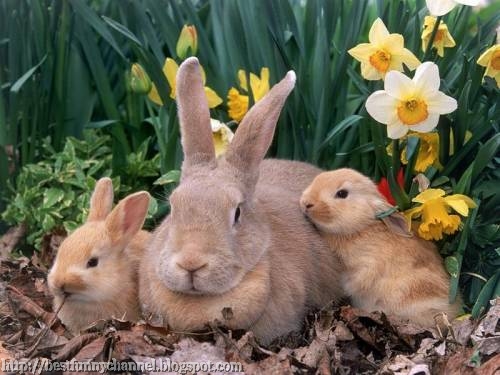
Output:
[300, 168, 461, 327]
[47, 178, 150, 333]
[139, 58, 343, 345]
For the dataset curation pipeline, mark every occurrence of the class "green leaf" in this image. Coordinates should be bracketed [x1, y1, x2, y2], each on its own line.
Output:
[471, 270, 500, 319]
[472, 133, 500, 180]
[318, 115, 364, 151]
[154, 170, 181, 186]
[85, 120, 120, 129]
[10, 55, 47, 93]
[102, 16, 143, 47]
[43, 188, 65, 208]
[445, 256, 460, 278]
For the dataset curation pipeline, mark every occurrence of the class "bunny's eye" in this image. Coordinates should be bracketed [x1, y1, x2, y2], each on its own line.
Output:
[234, 206, 241, 224]
[87, 257, 99, 268]
[335, 189, 349, 199]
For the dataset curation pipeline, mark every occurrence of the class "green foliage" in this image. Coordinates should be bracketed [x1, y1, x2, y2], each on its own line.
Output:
[1, 131, 160, 247]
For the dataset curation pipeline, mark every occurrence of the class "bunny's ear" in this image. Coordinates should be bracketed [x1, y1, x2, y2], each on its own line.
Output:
[372, 198, 413, 238]
[176, 57, 216, 172]
[105, 191, 150, 246]
[380, 212, 413, 238]
[87, 177, 114, 222]
[225, 71, 296, 187]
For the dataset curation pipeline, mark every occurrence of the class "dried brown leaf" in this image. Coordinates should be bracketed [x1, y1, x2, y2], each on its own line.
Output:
[0, 225, 26, 260]
[293, 338, 328, 368]
[6, 285, 57, 327]
[471, 299, 500, 355]
[243, 355, 293, 375]
[476, 352, 500, 375]
[53, 333, 100, 362]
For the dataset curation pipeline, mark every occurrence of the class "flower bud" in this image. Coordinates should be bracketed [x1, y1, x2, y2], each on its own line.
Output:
[176, 25, 198, 59]
[130, 63, 152, 94]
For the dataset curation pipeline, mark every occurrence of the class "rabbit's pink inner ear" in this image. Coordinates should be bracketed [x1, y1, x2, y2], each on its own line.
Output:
[381, 213, 413, 238]
[87, 177, 114, 222]
[225, 71, 296, 183]
[105, 192, 150, 246]
[176, 57, 216, 171]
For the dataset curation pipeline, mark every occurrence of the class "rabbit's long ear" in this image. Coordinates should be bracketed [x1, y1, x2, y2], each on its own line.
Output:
[105, 191, 150, 246]
[225, 71, 296, 186]
[176, 57, 216, 171]
[87, 177, 114, 222]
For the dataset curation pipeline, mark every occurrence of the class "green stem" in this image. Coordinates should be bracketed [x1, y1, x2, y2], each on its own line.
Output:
[391, 139, 401, 174]
[146, 100, 167, 173]
[438, 117, 451, 167]
[54, 0, 69, 149]
[422, 16, 442, 61]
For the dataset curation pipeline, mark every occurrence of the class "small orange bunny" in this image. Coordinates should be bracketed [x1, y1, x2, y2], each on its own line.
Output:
[47, 178, 150, 333]
[300, 168, 461, 327]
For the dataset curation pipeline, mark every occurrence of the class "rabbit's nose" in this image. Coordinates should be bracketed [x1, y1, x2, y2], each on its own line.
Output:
[300, 198, 314, 211]
[176, 262, 207, 274]
[51, 281, 72, 298]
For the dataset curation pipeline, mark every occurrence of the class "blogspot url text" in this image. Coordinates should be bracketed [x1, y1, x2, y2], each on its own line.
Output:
[1, 358, 243, 374]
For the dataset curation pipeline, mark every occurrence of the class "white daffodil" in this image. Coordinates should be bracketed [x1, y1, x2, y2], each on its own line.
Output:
[425, 0, 480, 17]
[210, 119, 234, 157]
[365, 62, 457, 139]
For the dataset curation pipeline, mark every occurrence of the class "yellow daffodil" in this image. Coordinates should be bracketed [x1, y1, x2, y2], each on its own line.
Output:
[407, 132, 441, 172]
[227, 88, 249, 123]
[348, 18, 420, 80]
[210, 119, 234, 157]
[425, 0, 480, 16]
[148, 58, 222, 108]
[404, 188, 476, 240]
[366, 62, 457, 139]
[390, 132, 441, 172]
[227, 68, 270, 122]
[421, 16, 456, 57]
[477, 44, 500, 87]
[176, 25, 198, 59]
[389, 130, 471, 169]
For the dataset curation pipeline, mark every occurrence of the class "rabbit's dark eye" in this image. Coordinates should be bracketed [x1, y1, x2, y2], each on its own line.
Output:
[87, 257, 99, 268]
[234, 206, 241, 224]
[335, 189, 349, 199]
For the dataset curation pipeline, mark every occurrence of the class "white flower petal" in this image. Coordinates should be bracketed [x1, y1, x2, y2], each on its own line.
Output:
[384, 70, 414, 98]
[427, 91, 458, 114]
[409, 113, 440, 133]
[365, 91, 398, 124]
[425, 0, 457, 16]
[369, 18, 390, 44]
[456, 0, 480, 6]
[414, 62, 441, 96]
[211, 118, 223, 131]
[386, 121, 409, 139]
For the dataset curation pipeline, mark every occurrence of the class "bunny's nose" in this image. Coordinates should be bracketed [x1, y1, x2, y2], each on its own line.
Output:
[300, 198, 314, 211]
[50, 281, 72, 298]
[176, 261, 207, 274]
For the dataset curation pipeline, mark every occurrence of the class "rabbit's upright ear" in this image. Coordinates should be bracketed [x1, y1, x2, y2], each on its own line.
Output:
[87, 177, 114, 222]
[105, 191, 150, 246]
[176, 57, 216, 172]
[225, 71, 296, 186]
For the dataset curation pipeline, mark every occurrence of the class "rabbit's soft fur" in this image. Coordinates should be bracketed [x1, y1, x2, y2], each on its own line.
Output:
[139, 58, 343, 344]
[300, 168, 461, 327]
[47, 178, 150, 333]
